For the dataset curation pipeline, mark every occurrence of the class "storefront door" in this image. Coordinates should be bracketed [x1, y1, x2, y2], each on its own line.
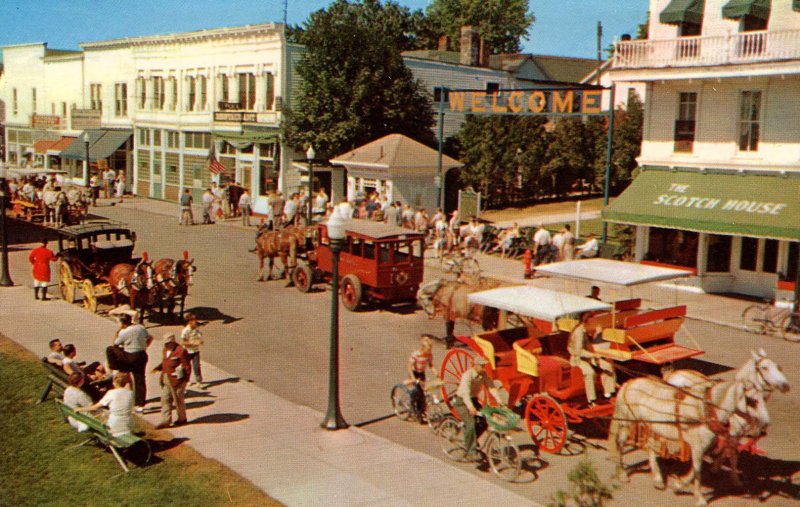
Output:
[151, 159, 163, 199]
[731, 237, 779, 298]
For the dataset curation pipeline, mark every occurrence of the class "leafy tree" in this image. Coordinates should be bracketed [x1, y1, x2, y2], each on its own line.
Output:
[422, 0, 535, 54]
[593, 92, 644, 195]
[542, 117, 593, 197]
[283, 0, 435, 158]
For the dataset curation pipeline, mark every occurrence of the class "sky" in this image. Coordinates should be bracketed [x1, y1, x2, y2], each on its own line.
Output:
[0, 0, 649, 60]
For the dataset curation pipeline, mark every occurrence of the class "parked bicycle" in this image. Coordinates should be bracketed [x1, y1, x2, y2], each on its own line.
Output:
[440, 250, 481, 280]
[391, 380, 448, 433]
[742, 301, 800, 342]
[438, 406, 522, 482]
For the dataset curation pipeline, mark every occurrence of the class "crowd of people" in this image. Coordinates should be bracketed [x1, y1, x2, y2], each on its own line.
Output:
[53, 309, 210, 436]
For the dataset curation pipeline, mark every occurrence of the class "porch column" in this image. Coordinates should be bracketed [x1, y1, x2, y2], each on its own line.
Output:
[696, 233, 708, 276]
[634, 226, 648, 262]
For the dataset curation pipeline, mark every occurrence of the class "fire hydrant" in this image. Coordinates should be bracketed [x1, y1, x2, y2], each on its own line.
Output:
[522, 249, 533, 279]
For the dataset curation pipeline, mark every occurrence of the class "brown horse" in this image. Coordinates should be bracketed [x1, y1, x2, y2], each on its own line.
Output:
[255, 225, 316, 283]
[153, 250, 196, 320]
[108, 252, 155, 322]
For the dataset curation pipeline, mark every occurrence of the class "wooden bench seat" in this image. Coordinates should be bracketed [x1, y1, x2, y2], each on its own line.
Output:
[38, 358, 69, 404]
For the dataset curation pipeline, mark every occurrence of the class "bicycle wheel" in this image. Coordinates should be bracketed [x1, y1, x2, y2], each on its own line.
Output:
[425, 396, 448, 434]
[461, 257, 481, 279]
[486, 433, 522, 482]
[779, 314, 800, 342]
[742, 305, 767, 334]
[439, 417, 468, 461]
[390, 385, 415, 421]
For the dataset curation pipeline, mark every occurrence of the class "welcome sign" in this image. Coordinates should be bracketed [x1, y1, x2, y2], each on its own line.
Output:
[445, 89, 605, 116]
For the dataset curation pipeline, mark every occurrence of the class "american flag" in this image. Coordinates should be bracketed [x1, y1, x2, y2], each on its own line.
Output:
[207, 143, 227, 175]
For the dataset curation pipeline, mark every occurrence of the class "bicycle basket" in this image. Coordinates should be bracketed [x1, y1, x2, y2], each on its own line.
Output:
[481, 406, 519, 432]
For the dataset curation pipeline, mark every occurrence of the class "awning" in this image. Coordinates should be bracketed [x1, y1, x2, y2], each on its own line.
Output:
[212, 127, 279, 147]
[47, 137, 77, 155]
[33, 139, 59, 154]
[660, 0, 705, 24]
[603, 168, 800, 240]
[795, 0, 800, 12]
[722, 0, 770, 19]
[60, 129, 132, 161]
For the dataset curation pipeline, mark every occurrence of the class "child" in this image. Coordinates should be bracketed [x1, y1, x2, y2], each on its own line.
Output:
[406, 335, 437, 420]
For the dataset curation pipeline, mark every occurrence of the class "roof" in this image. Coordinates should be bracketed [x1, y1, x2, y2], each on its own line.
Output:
[402, 50, 461, 65]
[325, 219, 425, 240]
[56, 221, 133, 239]
[330, 134, 461, 170]
[534, 259, 692, 286]
[468, 286, 612, 321]
[528, 55, 603, 84]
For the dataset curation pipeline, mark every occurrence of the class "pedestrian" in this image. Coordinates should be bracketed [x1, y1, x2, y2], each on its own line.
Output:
[283, 192, 298, 226]
[115, 175, 125, 203]
[180, 313, 204, 387]
[77, 372, 135, 437]
[228, 181, 243, 217]
[179, 188, 194, 225]
[201, 188, 214, 224]
[103, 168, 115, 199]
[154, 333, 190, 429]
[552, 229, 564, 262]
[576, 232, 599, 258]
[532, 224, 552, 265]
[239, 189, 252, 226]
[28, 238, 58, 301]
[89, 173, 100, 207]
[561, 224, 575, 261]
[271, 191, 285, 229]
[454, 356, 501, 460]
[106, 312, 153, 412]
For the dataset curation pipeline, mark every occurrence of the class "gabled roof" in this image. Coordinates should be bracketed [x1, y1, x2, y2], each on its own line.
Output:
[527, 55, 603, 84]
[330, 134, 461, 170]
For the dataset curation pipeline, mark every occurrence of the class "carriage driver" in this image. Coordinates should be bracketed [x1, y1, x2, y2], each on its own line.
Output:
[569, 313, 616, 407]
[454, 356, 502, 461]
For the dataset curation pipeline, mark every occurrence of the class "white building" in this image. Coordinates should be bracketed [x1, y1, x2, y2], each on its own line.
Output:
[607, 0, 800, 299]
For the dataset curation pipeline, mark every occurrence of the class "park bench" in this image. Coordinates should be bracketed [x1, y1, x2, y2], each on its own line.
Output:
[54, 399, 151, 472]
[37, 359, 69, 404]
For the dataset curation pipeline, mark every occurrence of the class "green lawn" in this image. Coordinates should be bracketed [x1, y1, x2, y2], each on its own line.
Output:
[0, 337, 281, 507]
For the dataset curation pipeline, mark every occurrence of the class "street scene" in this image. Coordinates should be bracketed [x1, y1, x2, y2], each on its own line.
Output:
[2, 0, 800, 506]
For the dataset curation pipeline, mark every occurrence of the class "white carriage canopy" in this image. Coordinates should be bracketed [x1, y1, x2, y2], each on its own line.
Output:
[467, 286, 612, 321]
[533, 259, 692, 287]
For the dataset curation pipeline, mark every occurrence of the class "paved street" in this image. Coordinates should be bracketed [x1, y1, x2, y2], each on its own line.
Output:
[3, 197, 799, 506]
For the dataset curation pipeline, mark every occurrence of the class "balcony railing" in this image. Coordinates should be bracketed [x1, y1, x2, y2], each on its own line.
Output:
[613, 29, 800, 69]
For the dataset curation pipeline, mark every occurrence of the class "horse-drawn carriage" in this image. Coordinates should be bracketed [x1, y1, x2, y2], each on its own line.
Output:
[291, 219, 426, 311]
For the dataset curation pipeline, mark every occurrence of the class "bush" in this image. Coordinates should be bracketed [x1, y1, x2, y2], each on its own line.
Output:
[548, 460, 617, 507]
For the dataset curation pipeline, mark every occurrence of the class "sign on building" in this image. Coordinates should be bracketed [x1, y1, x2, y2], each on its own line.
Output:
[458, 188, 481, 222]
[31, 114, 61, 129]
[71, 109, 102, 130]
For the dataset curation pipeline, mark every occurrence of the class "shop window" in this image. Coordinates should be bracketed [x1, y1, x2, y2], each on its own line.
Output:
[706, 234, 732, 272]
[259, 159, 278, 196]
[786, 243, 799, 283]
[739, 237, 758, 271]
[762, 239, 778, 273]
[645, 227, 698, 268]
[739, 91, 761, 152]
[674, 92, 697, 153]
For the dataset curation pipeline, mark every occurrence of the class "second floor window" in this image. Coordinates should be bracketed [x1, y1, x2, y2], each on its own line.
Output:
[674, 92, 697, 153]
[198, 75, 207, 110]
[739, 90, 761, 152]
[238, 73, 256, 110]
[169, 77, 178, 111]
[12, 88, 18, 115]
[187, 76, 196, 111]
[153, 77, 165, 110]
[265, 72, 274, 110]
[32, 88, 37, 112]
[90, 84, 102, 111]
[115, 83, 128, 117]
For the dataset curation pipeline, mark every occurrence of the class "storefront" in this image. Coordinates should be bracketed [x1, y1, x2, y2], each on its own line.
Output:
[60, 129, 132, 186]
[603, 166, 800, 299]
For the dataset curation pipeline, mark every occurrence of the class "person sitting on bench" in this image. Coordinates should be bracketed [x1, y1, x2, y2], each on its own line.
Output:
[63, 373, 97, 432]
[76, 372, 135, 437]
[46, 338, 64, 366]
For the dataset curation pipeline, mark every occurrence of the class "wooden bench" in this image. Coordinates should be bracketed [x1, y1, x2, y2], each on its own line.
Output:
[54, 399, 151, 472]
[38, 359, 69, 404]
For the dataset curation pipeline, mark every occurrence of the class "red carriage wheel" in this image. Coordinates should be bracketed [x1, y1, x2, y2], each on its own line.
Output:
[340, 274, 362, 311]
[439, 348, 474, 418]
[293, 264, 313, 293]
[525, 394, 568, 453]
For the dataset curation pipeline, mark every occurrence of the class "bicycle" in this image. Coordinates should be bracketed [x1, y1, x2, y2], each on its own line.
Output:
[390, 380, 448, 433]
[438, 406, 522, 482]
[741, 301, 800, 342]
[441, 250, 481, 280]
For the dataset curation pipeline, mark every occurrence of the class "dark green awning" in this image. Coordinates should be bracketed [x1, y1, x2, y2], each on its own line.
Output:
[660, 0, 705, 25]
[722, 0, 770, 19]
[603, 168, 800, 241]
[61, 129, 131, 161]
[212, 127, 279, 145]
[794, 0, 800, 11]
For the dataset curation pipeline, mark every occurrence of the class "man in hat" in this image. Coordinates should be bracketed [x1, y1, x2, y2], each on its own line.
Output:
[454, 356, 501, 460]
[28, 239, 58, 301]
[568, 313, 616, 407]
[576, 232, 599, 259]
[153, 333, 190, 429]
[107, 312, 153, 412]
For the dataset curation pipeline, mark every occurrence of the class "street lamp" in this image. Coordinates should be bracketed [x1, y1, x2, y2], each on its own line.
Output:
[82, 131, 91, 188]
[321, 208, 348, 430]
[0, 166, 14, 287]
[306, 145, 315, 225]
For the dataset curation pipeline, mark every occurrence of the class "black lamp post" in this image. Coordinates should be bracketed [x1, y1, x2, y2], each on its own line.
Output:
[82, 131, 91, 188]
[321, 208, 348, 430]
[306, 145, 315, 225]
[0, 166, 14, 287]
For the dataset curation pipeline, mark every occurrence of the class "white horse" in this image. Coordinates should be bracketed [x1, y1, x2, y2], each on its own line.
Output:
[609, 350, 789, 506]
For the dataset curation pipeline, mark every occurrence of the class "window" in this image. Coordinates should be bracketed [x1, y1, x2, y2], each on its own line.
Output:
[221, 75, 229, 102]
[198, 75, 207, 110]
[137, 77, 146, 109]
[32, 88, 37, 112]
[184, 131, 211, 149]
[739, 91, 761, 152]
[762, 239, 779, 273]
[738, 16, 768, 57]
[62, 102, 67, 117]
[646, 227, 698, 268]
[674, 92, 697, 153]
[259, 159, 278, 196]
[12, 88, 17, 115]
[238, 73, 256, 110]
[433, 86, 449, 104]
[90, 84, 102, 111]
[486, 82, 500, 93]
[169, 77, 178, 111]
[114, 83, 128, 117]
[187, 76, 196, 111]
[167, 131, 180, 149]
[153, 130, 162, 147]
[787, 243, 799, 283]
[740, 237, 758, 271]
[153, 77, 165, 110]
[677, 22, 701, 58]
[706, 235, 732, 272]
[265, 72, 274, 110]
[138, 128, 150, 146]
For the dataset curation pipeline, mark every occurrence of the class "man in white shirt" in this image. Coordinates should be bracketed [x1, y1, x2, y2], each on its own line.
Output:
[103, 169, 116, 199]
[201, 188, 215, 224]
[532, 225, 552, 265]
[576, 233, 599, 258]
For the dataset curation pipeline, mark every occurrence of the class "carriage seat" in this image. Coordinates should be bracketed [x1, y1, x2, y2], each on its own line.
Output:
[537, 355, 575, 393]
[473, 327, 531, 370]
[513, 337, 543, 377]
[93, 239, 133, 250]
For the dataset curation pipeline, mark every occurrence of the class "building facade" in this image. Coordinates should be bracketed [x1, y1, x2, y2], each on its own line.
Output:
[608, 0, 800, 299]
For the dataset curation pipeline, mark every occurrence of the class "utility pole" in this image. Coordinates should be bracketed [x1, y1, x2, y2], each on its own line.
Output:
[283, 0, 288, 26]
[597, 21, 603, 85]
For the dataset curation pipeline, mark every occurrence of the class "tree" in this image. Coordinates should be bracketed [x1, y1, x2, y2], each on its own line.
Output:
[282, 0, 435, 158]
[542, 117, 593, 198]
[422, 0, 535, 54]
[593, 92, 644, 195]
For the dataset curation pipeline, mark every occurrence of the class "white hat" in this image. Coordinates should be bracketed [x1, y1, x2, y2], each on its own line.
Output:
[162, 333, 176, 343]
[109, 304, 138, 319]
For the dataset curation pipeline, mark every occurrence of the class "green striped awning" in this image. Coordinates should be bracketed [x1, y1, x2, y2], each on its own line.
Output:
[722, 0, 770, 19]
[660, 0, 705, 25]
[602, 168, 800, 241]
[60, 129, 132, 161]
[212, 127, 279, 144]
[794, 0, 800, 12]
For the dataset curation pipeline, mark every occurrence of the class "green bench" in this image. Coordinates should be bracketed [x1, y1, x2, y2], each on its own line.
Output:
[55, 399, 151, 472]
[38, 359, 69, 404]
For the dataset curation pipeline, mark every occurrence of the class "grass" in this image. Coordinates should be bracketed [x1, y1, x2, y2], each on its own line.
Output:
[0, 336, 282, 507]
[481, 196, 607, 223]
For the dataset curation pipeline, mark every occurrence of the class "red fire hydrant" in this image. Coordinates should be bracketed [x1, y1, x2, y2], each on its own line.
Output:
[522, 249, 533, 279]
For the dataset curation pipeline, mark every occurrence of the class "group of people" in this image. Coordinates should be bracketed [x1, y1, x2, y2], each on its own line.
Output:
[194, 181, 247, 225]
[56, 310, 208, 436]
[489, 223, 599, 265]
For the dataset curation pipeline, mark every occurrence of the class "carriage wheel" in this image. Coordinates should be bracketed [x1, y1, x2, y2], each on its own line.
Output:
[59, 262, 75, 303]
[293, 264, 313, 293]
[82, 279, 97, 313]
[439, 349, 474, 418]
[525, 394, 568, 453]
[340, 275, 362, 311]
